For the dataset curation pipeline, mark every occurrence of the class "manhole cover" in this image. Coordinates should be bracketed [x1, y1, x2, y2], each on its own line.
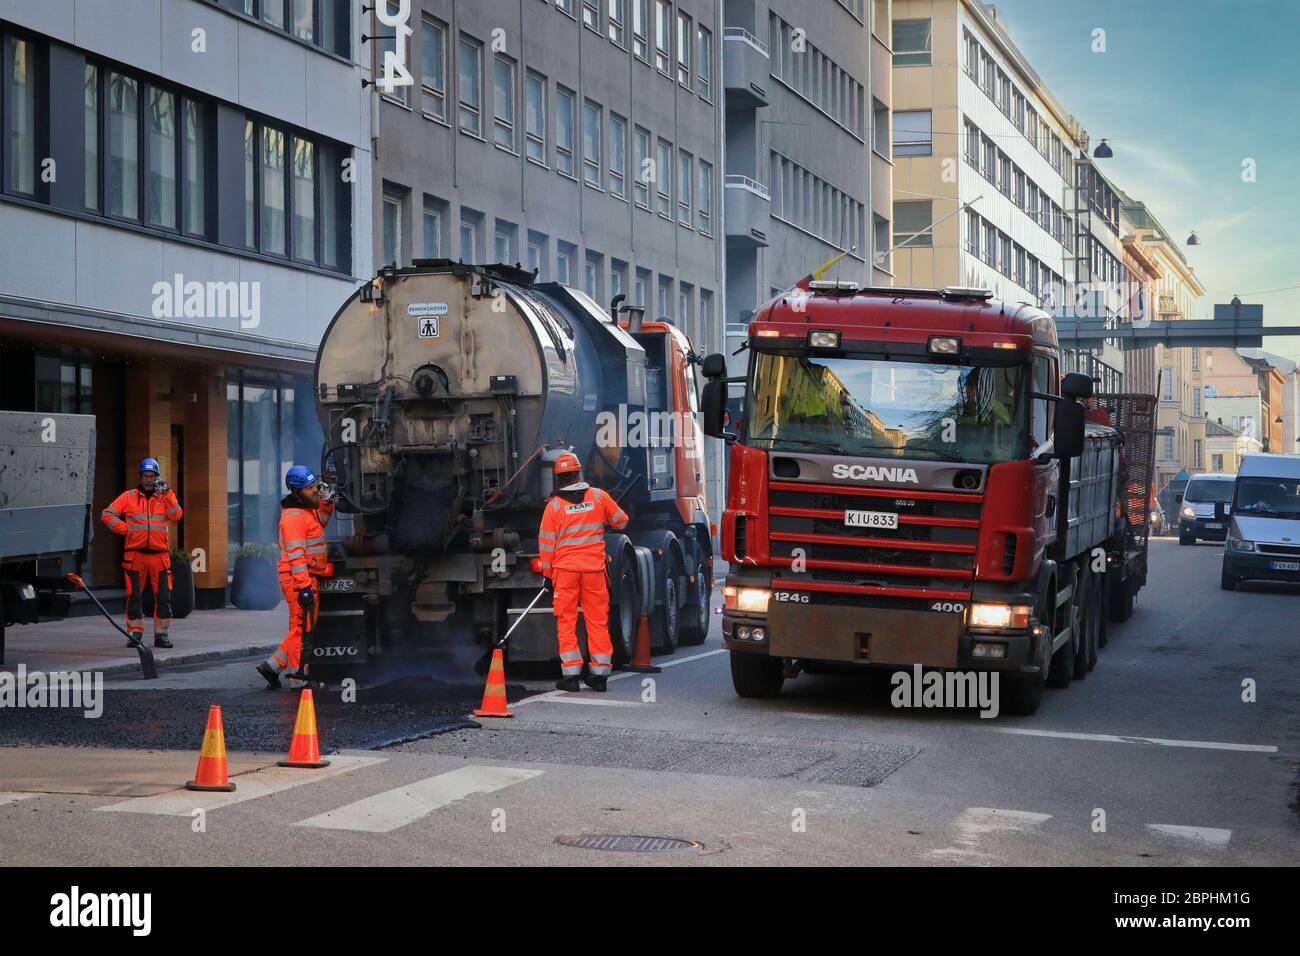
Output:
[555, 835, 701, 853]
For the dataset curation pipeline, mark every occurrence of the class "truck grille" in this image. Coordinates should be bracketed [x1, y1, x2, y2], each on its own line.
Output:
[767, 480, 981, 596]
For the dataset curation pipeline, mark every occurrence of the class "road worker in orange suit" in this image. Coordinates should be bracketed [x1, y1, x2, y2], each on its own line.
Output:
[257, 466, 335, 689]
[101, 458, 183, 648]
[538, 452, 629, 692]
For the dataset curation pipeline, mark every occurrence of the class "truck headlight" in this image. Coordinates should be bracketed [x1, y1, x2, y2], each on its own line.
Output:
[969, 602, 1032, 629]
[1228, 538, 1255, 553]
[724, 586, 770, 613]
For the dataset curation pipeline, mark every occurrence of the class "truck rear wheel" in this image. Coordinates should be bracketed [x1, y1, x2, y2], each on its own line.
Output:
[1003, 674, 1043, 715]
[650, 554, 681, 654]
[677, 558, 712, 646]
[1046, 588, 1077, 689]
[1073, 569, 1098, 678]
[607, 544, 641, 666]
[730, 651, 784, 698]
[1108, 574, 1134, 623]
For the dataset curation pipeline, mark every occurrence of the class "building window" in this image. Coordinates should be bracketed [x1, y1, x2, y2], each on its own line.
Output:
[138, 93, 175, 230]
[260, 125, 286, 255]
[556, 241, 575, 284]
[873, 214, 889, 272]
[585, 250, 603, 298]
[697, 160, 712, 235]
[382, 190, 402, 266]
[494, 220, 517, 263]
[963, 118, 979, 166]
[696, 24, 712, 99]
[583, 0, 600, 32]
[84, 64, 99, 211]
[290, 137, 315, 260]
[457, 35, 483, 136]
[654, 0, 672, 73]
[892, 19, 931, 66]
[677, 150, 692, 225]
[4, 36, 38, 196]
[611, 258, 628, 300]
[582, 99, 602, 187]
[423, 196, 445, 257]
[658, 275, 672, 319]
[527, 230, 547, 278]
[421, 15, 448, 121]
[1161, 368, 1174, 400]
[525, 71, 546, 163]
[608, 0, 626, 46]
[1211, 453, 1224, 472]
[635, 267, 650, 306]
[608, 112, 626, 197]
[459, 209, 481, 262]
[632, 0, 649, 61]
[699, 290, 713, 344]
[493, 54, 516, 150]
[107, 73, 140, 218]
[893, 201, 932, 248]
[556, 0, 576, 16]
[556, 86, 576, 176]
[633, 126, 651, 208]
[655, 138, 672, 217]
[892, 110, 932, 157]
[676, 12, 692, 85]
[679, 283, 693, 338]
[226, 375, 304, 556]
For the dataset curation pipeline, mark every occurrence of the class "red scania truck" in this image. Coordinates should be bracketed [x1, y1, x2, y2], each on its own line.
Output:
[700, 282, 1154, 715]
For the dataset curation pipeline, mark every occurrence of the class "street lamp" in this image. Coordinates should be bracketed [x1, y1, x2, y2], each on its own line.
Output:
[1093, 138, 1113, 159]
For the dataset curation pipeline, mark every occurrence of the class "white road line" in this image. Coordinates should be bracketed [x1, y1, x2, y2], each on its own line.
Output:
[991, 727, 1278, 753]
[1146, 824, 1233, 847]
[0, 793, 36, 807]
[534, 695, 644, 707]
[95, 755, 386, 816]
[928, 807, 1052, 861]
[512, 646, 727, 708]
[294, 765, 543, 833]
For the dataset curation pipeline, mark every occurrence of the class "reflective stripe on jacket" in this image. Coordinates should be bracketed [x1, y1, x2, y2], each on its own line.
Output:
[101, 488, 183, 552]
[538, 486, 629, 574]
[277, 496, 335, 589]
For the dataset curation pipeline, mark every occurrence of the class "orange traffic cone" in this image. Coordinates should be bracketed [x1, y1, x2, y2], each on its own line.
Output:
[186, 704, 236, 792]
[624, 612, 661, 673]
[473, 646, 514, 718]
[277, 688, 331, 768]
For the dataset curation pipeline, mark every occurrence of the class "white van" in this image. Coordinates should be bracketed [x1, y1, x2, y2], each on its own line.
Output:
[1178, 472, 1235, 544]
[1222, 453, 1300, 590]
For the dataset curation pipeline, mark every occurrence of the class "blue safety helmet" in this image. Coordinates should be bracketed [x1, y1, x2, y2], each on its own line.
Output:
[285, 465, 318, 491]
[139, 457, 160, 475]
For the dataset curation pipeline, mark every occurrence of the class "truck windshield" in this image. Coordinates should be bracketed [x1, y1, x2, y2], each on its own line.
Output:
[745, 351, 1027, 464]
[1234, 476, 1300, 519]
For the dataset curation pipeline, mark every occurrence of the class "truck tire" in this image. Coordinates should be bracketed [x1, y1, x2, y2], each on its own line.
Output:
[649, 548, 682, 654]
[1073, 568, 1098, 678]
[677, 557, 712, 646]
[1096, 572, 1110, 648]
[1108, 575, 1134, 623]
[1220, 569, 1238, 591]
[606, 541, 641, 666]
[1046, 586, 1077, 689]
[729, 651, 784, 698]
[1004, 674, 1043, 715]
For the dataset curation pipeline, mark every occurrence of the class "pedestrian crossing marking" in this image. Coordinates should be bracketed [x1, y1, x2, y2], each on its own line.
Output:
[0, 793, 37, 807]
[95, 754, 386, 816]
[294, 765, 543, 833]
[1146, 824, 1232, 846]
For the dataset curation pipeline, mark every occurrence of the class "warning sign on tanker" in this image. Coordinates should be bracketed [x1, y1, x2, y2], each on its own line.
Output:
[416, 317, 440, 339]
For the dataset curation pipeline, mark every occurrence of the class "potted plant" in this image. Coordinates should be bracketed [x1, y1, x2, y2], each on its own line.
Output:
[230, 542, 282, 610]
[168, 547, 196, 619]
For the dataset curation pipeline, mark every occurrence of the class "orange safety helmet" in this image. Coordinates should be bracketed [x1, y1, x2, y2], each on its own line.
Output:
[553, 451, 587, 491]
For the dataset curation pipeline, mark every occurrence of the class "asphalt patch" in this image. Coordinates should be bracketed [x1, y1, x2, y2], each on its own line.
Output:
[0, 676, 521, 752]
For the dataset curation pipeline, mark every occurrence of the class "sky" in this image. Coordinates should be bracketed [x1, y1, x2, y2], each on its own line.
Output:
[986, 0, 1300, 357]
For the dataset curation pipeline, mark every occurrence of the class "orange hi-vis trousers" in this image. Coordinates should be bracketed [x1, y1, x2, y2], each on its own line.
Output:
[270, 576, 319, 672]
[552, 568, 613, 677]
[123, 550, 173, 638]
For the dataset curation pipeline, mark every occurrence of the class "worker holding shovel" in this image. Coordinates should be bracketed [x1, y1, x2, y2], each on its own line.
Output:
[257, 466, 335, 689]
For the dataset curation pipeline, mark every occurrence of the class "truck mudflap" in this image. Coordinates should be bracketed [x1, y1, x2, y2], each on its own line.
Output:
[763, 599, 962, 668]
[309, 605, 371, 663]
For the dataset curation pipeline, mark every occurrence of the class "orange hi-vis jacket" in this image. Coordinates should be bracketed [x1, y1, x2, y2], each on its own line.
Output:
[101, 488, 183, 552]
[278, 496, 336, 589]
[538, 486, 629, 574]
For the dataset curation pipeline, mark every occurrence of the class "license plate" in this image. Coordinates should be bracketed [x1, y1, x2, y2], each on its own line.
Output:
[1269, 561, 1300, 572]
[319, 578, 355, 592]
[844, 510, 898, 530]
[1204, 522, 1223, 530]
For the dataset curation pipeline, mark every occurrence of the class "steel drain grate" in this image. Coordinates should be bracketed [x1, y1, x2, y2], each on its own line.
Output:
[555, 834, 701, 853]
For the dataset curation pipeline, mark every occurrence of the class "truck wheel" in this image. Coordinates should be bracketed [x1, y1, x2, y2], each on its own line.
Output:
[1220, 569, 1238, 591]
[1108, 575, 1134, 623]
[1073, 570, 1098, 678]
[730, 651, 784, 698]
[677, 558, 712, 646]
[1047, 592, 1077, 689]
[607, 547, 641, 665]
[1003, 674, 1043, 715]
[650, 555, 681, 653]
[1096, 573, 1110, 648]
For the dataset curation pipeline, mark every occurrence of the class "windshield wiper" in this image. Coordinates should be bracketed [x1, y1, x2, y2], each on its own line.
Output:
[756, 436, 848, 454]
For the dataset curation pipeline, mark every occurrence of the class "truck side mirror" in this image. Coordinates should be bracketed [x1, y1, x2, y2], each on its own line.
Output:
[1061, 372, 1094, 400]
[702, 379, 728, 438]
[702, 352, 727, 379]
[1053, 398, 1086, 459]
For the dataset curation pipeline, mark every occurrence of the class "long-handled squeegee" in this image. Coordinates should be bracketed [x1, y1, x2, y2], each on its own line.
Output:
[65, 573, 159, 680]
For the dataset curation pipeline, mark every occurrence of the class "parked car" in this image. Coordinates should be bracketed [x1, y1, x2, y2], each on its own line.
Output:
[1222, 454, 1300, 590]
[1178, 473, 1236, 544]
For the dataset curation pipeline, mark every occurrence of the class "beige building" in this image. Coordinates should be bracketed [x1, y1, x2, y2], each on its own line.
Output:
[1202, 348, 1292, 454]
[1204, 419, 1260, 474]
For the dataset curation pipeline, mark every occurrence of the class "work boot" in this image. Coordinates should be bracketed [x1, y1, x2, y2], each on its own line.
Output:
[554, 676, 580, 692]
[153, 634, 173, 649]
[256, 662, 282, 689]
[583, 675, 608, 693]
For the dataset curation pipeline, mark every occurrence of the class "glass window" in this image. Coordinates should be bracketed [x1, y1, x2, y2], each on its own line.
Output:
[243, 119, 255, 247]
[6, 37, 36, 194]
[633, 126, 650, 207]
[84, 64, 99, 211]
[423, 197, 442, 257]
[108, 73, 140, 218]
[525, 71, 545, 162]
[556, 87, 576, 176]
[676, 12, 691, 85]
[383, 192, 401, 265]
[556, 243, 574, 284]
[583, 0, 600, 31]
[608, 112, 626, 196]
[656, 138, 671, 216]
[608, 0, 626, 46]
[893, 201, 932, 248]
[261, 126, 286, 255]
[320, 142, 344, 269]
[697, 160, 712, 234]
[632, 0, 649, 60]
[892, 110, 932, 157]
[495, 222, 515, 263]
[527, 230, 547, 278]
[654, 0, 671, 72]
[459, 213, 479, 261]
[292, 0, 314, 41]
[262, 0, 285, 29]
[292, 138, 315, 260]
[457, 35, 482, 135]
[421, 16, 447, 120]
[677, 150, 691, 225]
[183, 99, 206, 236]
[494, 55, 516, 149]
[696, 24, 712, 98]
[582, 99, 601, 186]
[241, 382, 280, 547]
[892, 19, 931, 65]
